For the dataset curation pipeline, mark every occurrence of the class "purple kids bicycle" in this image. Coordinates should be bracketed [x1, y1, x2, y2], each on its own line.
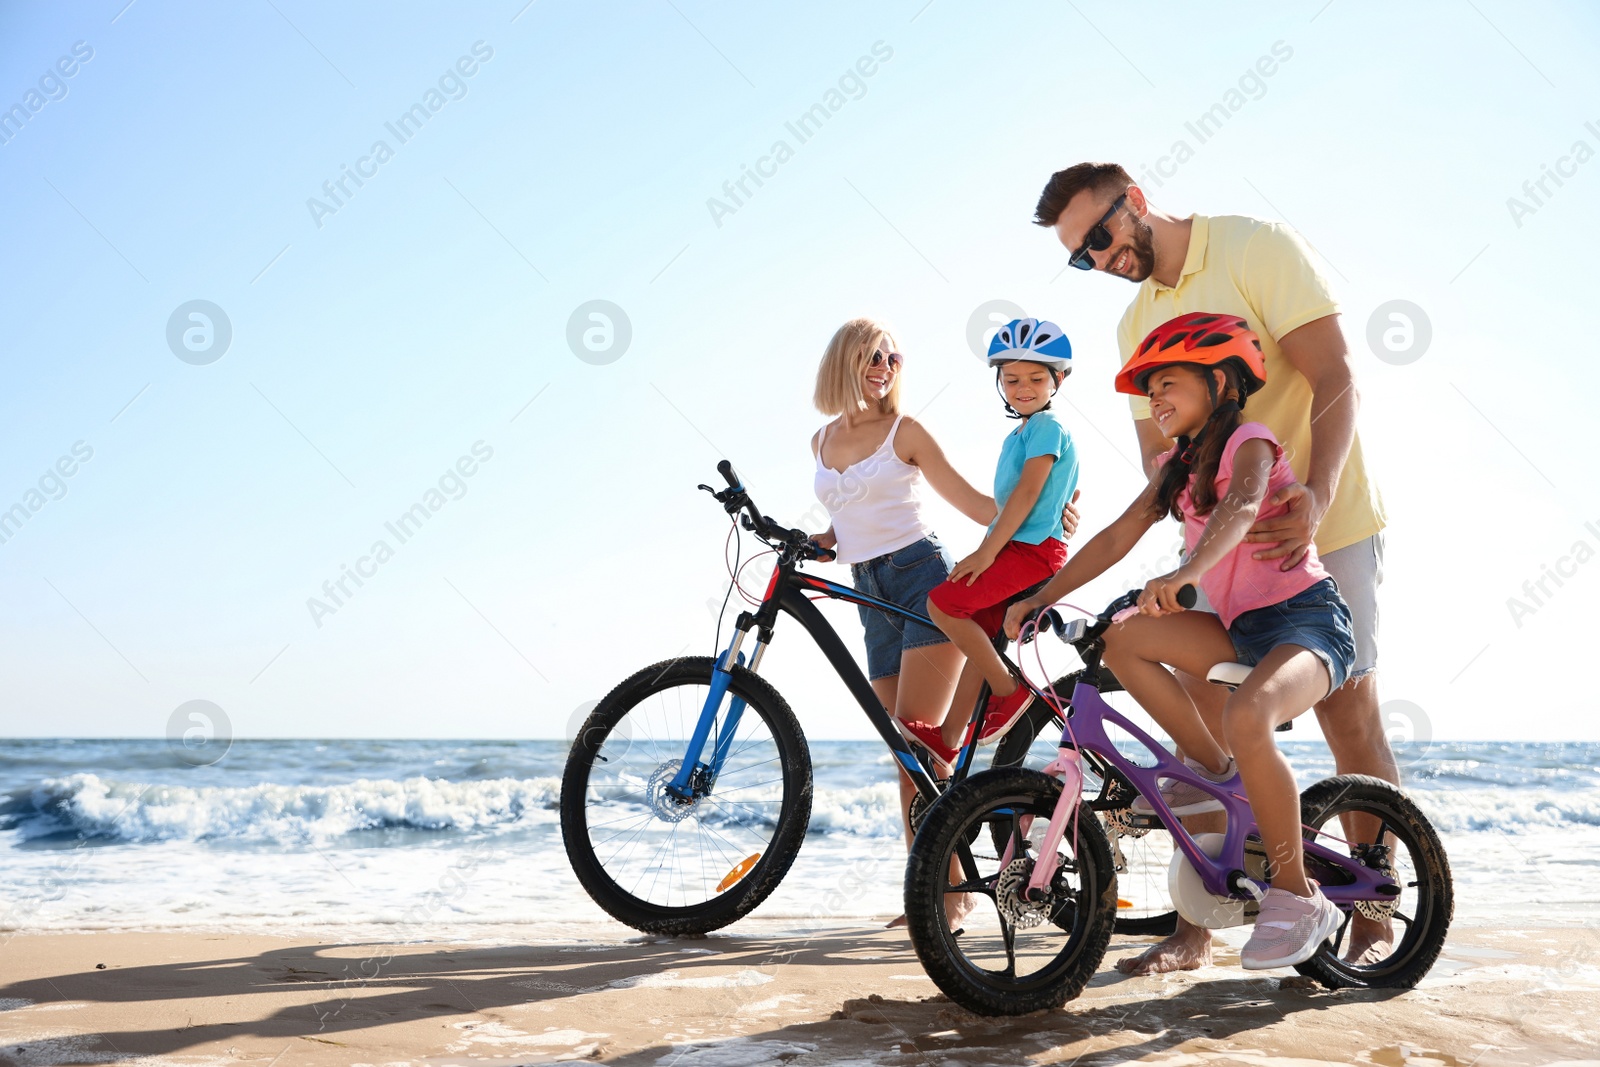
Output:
[903, 586, 1454, 1016]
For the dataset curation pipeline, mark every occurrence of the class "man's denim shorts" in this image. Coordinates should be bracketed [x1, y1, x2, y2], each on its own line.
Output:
[1228, 577, 1358, 699]
[850, 535, 955, 681]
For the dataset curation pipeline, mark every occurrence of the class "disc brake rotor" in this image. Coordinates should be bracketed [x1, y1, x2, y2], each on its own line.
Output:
[995, 857, 1052, 929]
[1353, 843, 1399, 920]
[646, 760, 699, 823]
[1102, 805, 1151, 840]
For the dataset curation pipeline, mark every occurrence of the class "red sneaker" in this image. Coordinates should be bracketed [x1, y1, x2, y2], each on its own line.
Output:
[976, 686, 1036, 746]
[896, 718, 958, 766]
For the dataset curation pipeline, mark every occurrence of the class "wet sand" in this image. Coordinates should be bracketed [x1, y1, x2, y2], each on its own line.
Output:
[0, 922, 1596, 1066]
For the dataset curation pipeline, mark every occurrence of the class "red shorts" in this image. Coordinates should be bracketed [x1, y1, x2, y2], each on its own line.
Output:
[927, 537, 1069, 637]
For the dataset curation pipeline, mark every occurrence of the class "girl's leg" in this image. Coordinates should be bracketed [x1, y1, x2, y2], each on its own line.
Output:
[1222, 644, 1332, 897]
[1100, 611, 1238, 775]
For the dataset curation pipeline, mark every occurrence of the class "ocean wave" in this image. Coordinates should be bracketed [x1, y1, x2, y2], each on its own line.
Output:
[7, 769, 1596, 848]
[3, 773, 563, 844]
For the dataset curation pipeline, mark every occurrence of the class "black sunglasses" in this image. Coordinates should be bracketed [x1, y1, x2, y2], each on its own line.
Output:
[1068, 193, 1128, 271]
[867, 351, 904, 369]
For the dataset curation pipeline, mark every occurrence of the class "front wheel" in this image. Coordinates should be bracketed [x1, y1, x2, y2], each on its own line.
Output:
[1294, 774, 1453, 989]
[560, 656, 812, 936]
[904, 768, 1118, 1016]
[991, 687, 1178, 935]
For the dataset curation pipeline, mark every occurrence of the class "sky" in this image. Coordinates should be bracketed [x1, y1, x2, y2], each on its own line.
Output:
[0, 0, 1597, 742]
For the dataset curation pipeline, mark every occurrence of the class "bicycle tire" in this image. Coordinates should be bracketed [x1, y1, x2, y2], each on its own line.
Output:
[904, 767, 1117, 1016]
[560, 656, 812, 936]
[991, 686, 1179, 936]
[1292, 774, 1453, 989]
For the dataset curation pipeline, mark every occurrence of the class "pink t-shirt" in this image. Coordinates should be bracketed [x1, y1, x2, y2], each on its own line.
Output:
[1159, 422, 1329, 629]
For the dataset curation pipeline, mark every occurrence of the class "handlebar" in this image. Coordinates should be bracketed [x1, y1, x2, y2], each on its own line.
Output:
[1021, 583, 1198, 648]
[702, 460, 830, 561]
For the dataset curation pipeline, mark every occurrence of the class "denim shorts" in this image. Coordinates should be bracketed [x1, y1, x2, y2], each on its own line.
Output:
[1228, 577, 1358, 699]
[850, 535, 955, 681]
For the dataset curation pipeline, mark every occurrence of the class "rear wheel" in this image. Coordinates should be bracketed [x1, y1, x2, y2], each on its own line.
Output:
[1293, 774, 1453, 989]
[904, 768, 1117, 1016]
[560, 656, 812, 935]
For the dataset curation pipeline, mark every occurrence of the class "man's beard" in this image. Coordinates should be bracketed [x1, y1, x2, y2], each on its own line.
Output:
[1111, 214, 1156, 282]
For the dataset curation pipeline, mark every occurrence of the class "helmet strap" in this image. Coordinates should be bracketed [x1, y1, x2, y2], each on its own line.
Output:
[1176, 398, 1241, 465]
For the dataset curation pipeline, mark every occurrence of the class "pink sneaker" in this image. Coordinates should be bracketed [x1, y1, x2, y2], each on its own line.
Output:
[1241, 885, 1344, 970]
[896, 718, 958, 766]
[975, 686, 1036, 746]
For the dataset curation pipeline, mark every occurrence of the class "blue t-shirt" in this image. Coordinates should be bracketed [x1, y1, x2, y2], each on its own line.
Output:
[992, 410, 1079, 545]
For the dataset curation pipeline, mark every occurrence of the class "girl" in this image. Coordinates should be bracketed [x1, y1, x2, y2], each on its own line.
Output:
[1004, 312, 1357, 970]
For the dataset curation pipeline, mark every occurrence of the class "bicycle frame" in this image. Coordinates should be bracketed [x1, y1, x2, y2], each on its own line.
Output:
[665, 553, 1030, 805]
[1018, 675, 1399, 908]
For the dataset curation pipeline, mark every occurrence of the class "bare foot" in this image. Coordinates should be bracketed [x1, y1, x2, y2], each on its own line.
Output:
[1115, 920, 1213, 975]
[945, 892, 977, 933]
[1343, 913, 1394, 965]
[884, 914, 907, 929]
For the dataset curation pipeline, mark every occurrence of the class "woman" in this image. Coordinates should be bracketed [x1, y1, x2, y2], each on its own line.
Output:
[808, 317, 1076, 927]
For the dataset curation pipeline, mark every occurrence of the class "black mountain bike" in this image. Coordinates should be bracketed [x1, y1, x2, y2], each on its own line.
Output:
[560, 461, 1175, 935]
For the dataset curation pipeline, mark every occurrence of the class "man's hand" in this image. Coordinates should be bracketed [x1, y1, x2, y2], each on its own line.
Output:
[1138, 571, 1193, 616]
[949, 546, 998, 587]
[1246, 483, 1323, 570]
[1060, 489, 1082, 541]
[1003, 598, 1042, 641]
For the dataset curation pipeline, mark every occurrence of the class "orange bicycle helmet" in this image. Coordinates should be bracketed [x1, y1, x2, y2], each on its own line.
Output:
[1114, 312, 1267, 398]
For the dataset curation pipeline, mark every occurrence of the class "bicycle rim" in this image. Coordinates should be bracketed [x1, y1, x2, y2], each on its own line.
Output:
[577, 675, 797, 914]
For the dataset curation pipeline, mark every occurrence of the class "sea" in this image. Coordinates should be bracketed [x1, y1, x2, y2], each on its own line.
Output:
[2, 739, 1597, 936]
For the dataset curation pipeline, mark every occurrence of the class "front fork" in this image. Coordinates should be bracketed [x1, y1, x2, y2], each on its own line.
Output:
[666, 625, 768, 800]
[996, 748, 1086, 900]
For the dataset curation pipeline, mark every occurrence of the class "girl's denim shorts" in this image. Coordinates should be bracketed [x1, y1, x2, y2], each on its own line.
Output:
[849, 534, 955, 681]
[1228, 577, 1358, 698]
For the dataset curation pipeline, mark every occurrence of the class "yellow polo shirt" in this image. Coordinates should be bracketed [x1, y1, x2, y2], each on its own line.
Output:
[1116, 214, 1385, 555]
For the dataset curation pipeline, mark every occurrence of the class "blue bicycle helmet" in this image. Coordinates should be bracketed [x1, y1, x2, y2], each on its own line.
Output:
[986, 317, 1072, 375]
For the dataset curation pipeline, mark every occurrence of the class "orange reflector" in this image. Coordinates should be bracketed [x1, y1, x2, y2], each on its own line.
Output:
[1117, 898, 1134, 909]
[717, 853, 761, 892]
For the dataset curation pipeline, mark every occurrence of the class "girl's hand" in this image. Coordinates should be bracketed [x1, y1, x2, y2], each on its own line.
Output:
[949, 547, 997, 587]
[1138, 571, 1193, 616]
[1002, 598, 1041, 641]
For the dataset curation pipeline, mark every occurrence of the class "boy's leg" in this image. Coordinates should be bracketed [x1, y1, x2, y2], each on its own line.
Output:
[938, 656, 988, 751]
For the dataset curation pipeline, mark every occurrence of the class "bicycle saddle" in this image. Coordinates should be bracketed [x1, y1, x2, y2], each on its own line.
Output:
[1206, 662, 1253, 689]
[1206, 662, 1293, 731]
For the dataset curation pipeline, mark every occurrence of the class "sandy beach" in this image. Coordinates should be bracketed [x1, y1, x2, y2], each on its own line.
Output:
[2, 920, 1596, 1067]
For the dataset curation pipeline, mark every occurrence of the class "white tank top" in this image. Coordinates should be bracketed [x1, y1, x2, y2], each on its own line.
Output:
[813, 415, 934, 565]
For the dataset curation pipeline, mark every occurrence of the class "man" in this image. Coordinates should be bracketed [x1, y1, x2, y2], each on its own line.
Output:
[1034, 162, 1396, 973]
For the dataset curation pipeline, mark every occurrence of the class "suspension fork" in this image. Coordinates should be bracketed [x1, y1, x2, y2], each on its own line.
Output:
[665, 626, 765, 800]
[667, 564, 784, 800]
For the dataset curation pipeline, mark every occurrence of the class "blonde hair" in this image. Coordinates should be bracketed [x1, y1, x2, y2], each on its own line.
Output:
[812, 318, 903, 416]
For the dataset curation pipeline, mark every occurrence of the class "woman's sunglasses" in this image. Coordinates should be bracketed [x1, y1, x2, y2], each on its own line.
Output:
[1068, 192, 1128, 271]
[867, 351, 904, 369]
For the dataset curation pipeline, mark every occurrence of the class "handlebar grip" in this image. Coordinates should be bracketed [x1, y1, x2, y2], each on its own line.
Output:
[1176, 584, 1198, 609]
[717, 460, 740, 489]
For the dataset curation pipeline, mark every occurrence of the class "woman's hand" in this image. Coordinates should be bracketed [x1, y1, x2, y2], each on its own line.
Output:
[1003, 598, 1042, 641]
[1060, 489, 1082, 541]
[812, 528, 837, 551]
[948, 546, 998, 587]
[1138, 570, 1195, 616]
